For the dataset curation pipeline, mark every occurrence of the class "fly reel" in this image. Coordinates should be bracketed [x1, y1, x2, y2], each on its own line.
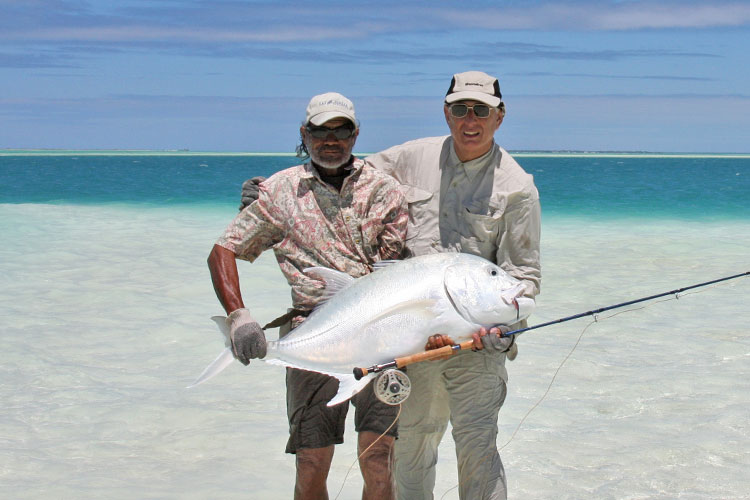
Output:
[374, 369, 411, 405]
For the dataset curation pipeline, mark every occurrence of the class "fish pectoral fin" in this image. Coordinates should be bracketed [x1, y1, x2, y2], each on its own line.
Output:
[187, 347, 235, 389]
[327, 373, 375, 407]
[303, 267, 356, 301]
[362, 299, 439, 330]
[372, 260, 399, 270]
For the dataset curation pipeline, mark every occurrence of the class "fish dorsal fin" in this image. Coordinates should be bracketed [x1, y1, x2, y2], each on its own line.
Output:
[304, 266, 355, 301]
[372, 260, 399, 270]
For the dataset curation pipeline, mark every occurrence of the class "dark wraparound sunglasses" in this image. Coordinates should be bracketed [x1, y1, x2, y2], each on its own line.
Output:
[448, 103, 492, 118]
[306, 124, 356, 139]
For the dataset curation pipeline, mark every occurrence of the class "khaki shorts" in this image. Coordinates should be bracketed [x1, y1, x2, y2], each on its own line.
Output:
[285, 367, 399, 454]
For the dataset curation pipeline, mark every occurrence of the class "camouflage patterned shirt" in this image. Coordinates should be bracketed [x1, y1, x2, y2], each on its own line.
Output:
[216, 158, 408, 310]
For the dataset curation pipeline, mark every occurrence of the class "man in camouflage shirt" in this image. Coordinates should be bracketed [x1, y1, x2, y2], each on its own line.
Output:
[208, 92, 408, 500]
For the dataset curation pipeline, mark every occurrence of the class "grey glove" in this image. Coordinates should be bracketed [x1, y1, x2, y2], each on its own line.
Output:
[239, 176, 266, 211]
[227, 308, 267, 364]
[481, 325, 515, 353]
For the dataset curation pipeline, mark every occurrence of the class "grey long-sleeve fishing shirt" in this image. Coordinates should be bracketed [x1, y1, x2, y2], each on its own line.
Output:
[365, 135, 541, 298]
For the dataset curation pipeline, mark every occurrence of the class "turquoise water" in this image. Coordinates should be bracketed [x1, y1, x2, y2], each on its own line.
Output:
[0, 154, 298, 206]
[1, 153, 748, 219]
[1, 152, 749, 499]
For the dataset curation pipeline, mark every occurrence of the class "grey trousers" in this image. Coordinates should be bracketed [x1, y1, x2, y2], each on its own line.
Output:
[394, 349, 509, 500]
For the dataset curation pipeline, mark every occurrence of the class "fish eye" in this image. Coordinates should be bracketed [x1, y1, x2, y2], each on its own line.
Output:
[488, 268, 498, 276]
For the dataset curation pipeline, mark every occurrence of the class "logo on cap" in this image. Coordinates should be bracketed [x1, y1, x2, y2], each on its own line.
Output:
[445, 71, 503, 108]
[305, 92, 357, 126]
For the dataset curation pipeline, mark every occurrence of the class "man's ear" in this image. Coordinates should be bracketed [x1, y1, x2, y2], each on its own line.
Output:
[443, 105, 452, 126]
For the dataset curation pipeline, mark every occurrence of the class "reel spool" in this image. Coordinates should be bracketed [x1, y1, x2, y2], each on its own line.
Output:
[374, 369, 411, 405]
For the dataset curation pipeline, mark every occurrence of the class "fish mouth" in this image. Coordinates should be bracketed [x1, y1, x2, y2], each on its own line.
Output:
[444, 281, 530, 325]
[501, 285, 526, 322]
[501, 284, 525, 306]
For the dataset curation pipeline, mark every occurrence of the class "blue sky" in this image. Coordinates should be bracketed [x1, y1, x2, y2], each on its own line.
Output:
[1, 0, 749, 153]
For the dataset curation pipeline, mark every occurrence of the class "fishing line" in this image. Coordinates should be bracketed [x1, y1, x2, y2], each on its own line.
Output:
[437, 315, 601, 500]
[439, 274, 746, 500]
[501, 271, 750, 339]
[333, 404, 401, 500]
[499, 277, 747, 453]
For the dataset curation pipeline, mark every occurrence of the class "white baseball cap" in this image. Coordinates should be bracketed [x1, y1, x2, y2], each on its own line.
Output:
[304, 92, 357, 126]
[444, 71, 503, 108]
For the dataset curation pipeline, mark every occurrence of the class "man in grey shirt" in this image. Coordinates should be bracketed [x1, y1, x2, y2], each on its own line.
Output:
[240, 71, 541, 500]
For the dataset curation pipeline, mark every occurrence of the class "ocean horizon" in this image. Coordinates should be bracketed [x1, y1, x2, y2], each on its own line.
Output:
[1, 152, 748, 499]
[3, 148, 750, 158]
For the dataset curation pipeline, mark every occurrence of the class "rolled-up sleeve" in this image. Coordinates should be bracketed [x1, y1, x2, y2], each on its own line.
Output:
[376, 185, 409, 260]
[215, 186, 285, 262]
[497, 195, 541, 297]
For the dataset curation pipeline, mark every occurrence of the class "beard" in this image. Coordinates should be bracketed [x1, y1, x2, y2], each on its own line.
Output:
[308, 144, 353, 170]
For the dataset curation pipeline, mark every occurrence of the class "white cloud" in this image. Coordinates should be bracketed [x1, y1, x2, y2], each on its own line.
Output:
[3, 25, 376, 43]
[440, 2, 750, 30]
[2, 1, 749, 48]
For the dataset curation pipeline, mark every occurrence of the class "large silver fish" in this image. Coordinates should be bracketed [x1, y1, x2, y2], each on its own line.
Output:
[190, 253, 535, 405]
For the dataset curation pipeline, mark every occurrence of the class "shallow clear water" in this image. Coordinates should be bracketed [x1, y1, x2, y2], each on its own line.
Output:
[1, 154, 749, 499]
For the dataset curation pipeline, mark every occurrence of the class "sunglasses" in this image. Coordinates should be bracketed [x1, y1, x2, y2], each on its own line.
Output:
[448, 103, 492, 119]
[305, 124, 356, 140]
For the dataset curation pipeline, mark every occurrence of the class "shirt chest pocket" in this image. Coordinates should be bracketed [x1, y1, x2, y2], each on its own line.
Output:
[458, 209, 502, 260]
[402, 185, 435, 242]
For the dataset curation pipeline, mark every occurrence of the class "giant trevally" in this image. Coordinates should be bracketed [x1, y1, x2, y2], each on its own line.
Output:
[190, 253, 535, 405]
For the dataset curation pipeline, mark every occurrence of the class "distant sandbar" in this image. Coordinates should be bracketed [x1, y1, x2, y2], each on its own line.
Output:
[2, 149, 749, 159]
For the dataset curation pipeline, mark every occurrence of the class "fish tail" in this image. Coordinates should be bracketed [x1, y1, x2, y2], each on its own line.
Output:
[186, 347, 235, 389]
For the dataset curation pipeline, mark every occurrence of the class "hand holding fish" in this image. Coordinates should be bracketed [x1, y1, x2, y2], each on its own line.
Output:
[227, 308, 267, 364]
[425, 326, 513, 359]
[424, 334, 459, 360]
[476, 325, 514, 352]
[425, 334, 456, 350]
[425, 333, 484, 357]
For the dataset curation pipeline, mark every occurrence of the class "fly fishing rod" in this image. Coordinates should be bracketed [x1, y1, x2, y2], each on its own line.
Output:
[500, 270, 749, 338]
[353, 339, 477, 380]
[353, 270, 749, 379]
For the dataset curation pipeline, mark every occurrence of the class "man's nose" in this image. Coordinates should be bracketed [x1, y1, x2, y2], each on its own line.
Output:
[323, 131, 343, 142]
[462, 110, 478, 123]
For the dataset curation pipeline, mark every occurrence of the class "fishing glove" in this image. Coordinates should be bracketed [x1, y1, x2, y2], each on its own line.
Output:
[481, 325, 515, 353]
[239, 176, 266, 211]
[227, 308, 267, 364]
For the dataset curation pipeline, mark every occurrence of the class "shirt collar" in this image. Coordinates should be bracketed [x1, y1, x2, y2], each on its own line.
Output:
[447, 141, 499, 182]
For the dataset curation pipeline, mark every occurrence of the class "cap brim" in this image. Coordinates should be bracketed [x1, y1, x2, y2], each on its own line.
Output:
[445, 91, 501, 108]
[308, 111, 357, 126]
